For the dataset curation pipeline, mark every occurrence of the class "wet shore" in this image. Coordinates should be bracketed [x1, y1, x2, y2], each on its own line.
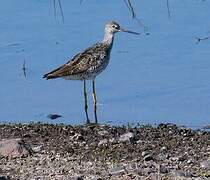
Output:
[0, 123, 210, 179]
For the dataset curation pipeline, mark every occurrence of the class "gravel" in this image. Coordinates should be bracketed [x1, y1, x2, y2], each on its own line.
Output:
[0, 123, 209, 179]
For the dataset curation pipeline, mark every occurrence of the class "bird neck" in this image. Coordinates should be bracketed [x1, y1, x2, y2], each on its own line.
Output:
[103, 31, 114, 46]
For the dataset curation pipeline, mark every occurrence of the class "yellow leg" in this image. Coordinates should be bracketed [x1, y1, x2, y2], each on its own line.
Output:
[83, 80, 90, 124]
[92, 79, 98, 124]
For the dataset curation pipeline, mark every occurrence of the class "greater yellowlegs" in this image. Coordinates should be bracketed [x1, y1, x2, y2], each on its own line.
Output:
[43, 21, 139, 124]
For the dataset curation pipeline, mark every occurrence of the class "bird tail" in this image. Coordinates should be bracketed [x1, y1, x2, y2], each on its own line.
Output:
[43, 64, 65, 80]
[43, 73, 55, 80]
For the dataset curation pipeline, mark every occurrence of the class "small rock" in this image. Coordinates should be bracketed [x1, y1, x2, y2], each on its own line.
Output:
[142, 151, 153, 161]
[203, 125, 210, 129]
[144, 154, 153, 161]
[118, 132, 134, 142]
[109, 138, 117, 143]
[47, 114, 62, 120]
[161, 146, 167, 151]
[76, 176, 84, 180]
[142, 151, 149, 157]
[186, 159, 193, 164]
[147, 173, 159, 179]
[98, 139, 108, 146]
[0, 138, 32, 158]
[172, 170, 193, 178]
[159, 165, 168, 174]
[178, 155, 188, 162]
[97, 130, 109, 136]
[200, 160, 210, 170]
[53, 175, 83, 180]
[109, 166, 125, 175]
[31, 145, 44, 153]
[170, 157, 179, 161]
[73, 133, 84, 141]
[0, 176, 11, 180]
[90, 176, 102, 180]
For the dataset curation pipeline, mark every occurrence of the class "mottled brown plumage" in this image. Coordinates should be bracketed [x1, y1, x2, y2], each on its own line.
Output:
[43, 21, 139, 124]
[43, 43, 112, 80]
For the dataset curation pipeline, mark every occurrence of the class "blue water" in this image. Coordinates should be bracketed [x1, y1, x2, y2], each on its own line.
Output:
[0, 0, 210, 128]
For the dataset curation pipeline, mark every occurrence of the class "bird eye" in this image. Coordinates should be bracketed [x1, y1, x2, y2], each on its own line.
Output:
[112, 25, 116, 28]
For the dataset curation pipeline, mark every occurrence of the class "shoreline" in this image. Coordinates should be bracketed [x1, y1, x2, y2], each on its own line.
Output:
[0, 123, 210, 179]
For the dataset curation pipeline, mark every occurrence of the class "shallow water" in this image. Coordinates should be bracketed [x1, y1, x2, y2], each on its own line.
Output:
[0, 0, 210, 127]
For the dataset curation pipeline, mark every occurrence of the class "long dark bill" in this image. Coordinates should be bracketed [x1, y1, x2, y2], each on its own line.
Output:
[120, 28, 140, 35]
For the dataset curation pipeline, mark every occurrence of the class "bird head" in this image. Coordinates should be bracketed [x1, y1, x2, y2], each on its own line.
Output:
[105, 21, 139, 35]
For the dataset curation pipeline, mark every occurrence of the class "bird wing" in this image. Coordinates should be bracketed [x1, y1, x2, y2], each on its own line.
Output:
[43, 43, 108, 79]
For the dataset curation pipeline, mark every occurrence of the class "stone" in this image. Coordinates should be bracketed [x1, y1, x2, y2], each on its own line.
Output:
[0, 138, 31, 158]
[89, 176, 102, 180]
[159, 165, 169, 174]
[98, 139, 108, 146]
[147, 173, 159, 180]
[97, 130, 109, 136]
[186, 159, 193, 164]
[73, 134, 85, 141]
[200, 160, 210, 170]
[172, 170, 193, 178]
[141, 151, 149, 157]
[203, 125, 210, 129]
[118, 132, 134, 142]
[109, 138, 117, 143]
[31, 145, 44, 153]
[0, 176, 11, 180]
[47, 114, 62, 120]
[161, 146, 167, 151]
[50, 175, 83, 180]
[109, 166, 125, 175]
[142, 151, 153, 161]
[144, 154, 153, 161]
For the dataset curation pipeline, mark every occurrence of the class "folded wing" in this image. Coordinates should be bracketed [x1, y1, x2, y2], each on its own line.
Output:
[43, 43, 107, 80]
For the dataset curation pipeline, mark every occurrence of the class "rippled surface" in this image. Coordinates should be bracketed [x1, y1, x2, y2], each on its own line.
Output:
[0, 0, 210, 127]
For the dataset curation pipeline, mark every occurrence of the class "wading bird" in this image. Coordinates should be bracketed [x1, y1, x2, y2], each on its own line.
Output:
[43, 21, 139, 124]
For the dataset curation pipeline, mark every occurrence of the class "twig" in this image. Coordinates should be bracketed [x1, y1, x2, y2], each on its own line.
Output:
[53, 0, 64, 23]
[124, 0, 135, 18]
[123, 0, 148, 32]
[58, 0, 64, 23]
[195, 36, 210, 44]
[22, 60, 27, 78]
[80, 0, 85, 4]
[53, 0, 56, 21]
[167, 0, 171, 19]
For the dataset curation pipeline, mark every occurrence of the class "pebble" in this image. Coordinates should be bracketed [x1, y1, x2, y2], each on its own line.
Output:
[0, 138, 31, 158]
[90, 176, 102, 180]
[159, 165, 169, 174]
[118, 132, 134, 142]
[141, 151, 153, 161]
[186, 159, 193, 164]
[172, 170, 193, 178]
[144, 154, 153, 161]
[203, 125, 210, 129]
[0, 176, 10, 180]
[109, 138, 117, 143]
[170, 157, 179, 161]
[97, 130, 109, 136]
[109, 166, 125, 175]
[200, 160, 210, 170]
[98, 139, 108, 146]
[141, 151, 149, 157]
[47, 114, 62, 120]
[31, 145, 44, 153]
[0, 123, 209, 179]
[73, 133, 85, 141]
[161, 146, 167, 151]
[147, 173, 159, 179]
